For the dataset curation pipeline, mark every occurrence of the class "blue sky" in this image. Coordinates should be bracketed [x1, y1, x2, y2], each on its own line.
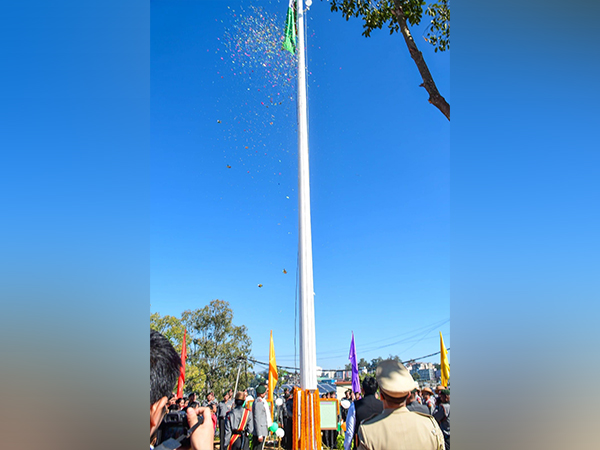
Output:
[151, 0, 450, 370]
[4, 0, 599, 447]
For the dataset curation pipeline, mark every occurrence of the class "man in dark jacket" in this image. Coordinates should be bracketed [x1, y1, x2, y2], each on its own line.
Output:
[350, 376, 383, 449]
[282, 389, 294, 450]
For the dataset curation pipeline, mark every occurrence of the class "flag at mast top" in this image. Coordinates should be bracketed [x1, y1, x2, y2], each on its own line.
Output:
[282, 0, 296, 54]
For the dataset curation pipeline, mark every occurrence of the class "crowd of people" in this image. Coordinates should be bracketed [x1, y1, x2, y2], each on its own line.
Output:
[151, 329, 449, 450]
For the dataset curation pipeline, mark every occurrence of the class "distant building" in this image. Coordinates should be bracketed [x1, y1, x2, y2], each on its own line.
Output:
[416, 368, 436, 381]
[408, 362, 437, 381]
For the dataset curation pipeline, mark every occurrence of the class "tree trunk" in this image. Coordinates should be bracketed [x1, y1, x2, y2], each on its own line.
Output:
[393, 1, 450, 120]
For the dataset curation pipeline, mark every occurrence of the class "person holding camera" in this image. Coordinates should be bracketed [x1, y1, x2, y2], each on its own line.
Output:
[151, 329, 214, 450]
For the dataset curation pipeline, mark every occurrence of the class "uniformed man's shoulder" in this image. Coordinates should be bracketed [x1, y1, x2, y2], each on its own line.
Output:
[412, 410, 441, 429]
[413, 410, 435, 420]
[360, 409, 394, 426]
[361, 412, 382, 425]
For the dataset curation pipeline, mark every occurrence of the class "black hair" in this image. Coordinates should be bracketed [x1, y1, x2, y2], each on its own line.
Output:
[361, 376, 378, 396]
[150, 329, 181, 406]
[188, 401, 199, 409]
[234, 399, 244, 407]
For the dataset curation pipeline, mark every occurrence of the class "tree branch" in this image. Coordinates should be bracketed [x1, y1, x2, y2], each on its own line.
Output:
[393, 1, 450, 120]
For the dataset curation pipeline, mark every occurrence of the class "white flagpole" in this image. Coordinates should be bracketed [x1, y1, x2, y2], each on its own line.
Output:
[296, 0, 317, 391]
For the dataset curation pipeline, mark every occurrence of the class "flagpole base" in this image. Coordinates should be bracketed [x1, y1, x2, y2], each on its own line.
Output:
[292, 387, 321, 450]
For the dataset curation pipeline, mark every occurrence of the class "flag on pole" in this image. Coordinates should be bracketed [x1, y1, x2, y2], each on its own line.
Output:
[349, 332, 360, 393]
[268, 330, 278, 407]
[440, 331, 450, 387]
[176, 329, 187, 398]
[282, 0, 296, 54]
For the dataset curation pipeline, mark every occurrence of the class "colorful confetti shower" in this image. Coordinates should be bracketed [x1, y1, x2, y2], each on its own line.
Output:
[214, 3, 300, 191]
[222, 4, 297, 94]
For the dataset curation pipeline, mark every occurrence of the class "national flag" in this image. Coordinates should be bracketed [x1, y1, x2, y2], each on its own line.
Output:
[440, 332, 450, 387]
[176, 329, 187, 398]
[349, 332, 360, 393]
[282, 0, 296, 54]
[268, 330, 278, 408]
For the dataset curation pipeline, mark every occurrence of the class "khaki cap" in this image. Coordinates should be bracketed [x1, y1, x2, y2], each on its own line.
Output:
[422, 387, 434, 395]
[376, 359, 415, 398]
[235, 391, 245, 401]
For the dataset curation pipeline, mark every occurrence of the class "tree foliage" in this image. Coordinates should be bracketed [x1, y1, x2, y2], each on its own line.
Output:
[182, 299, 252, 397]
[328, 0, 450, 119]
[329, 0, 449, 52]
[424, 1, 450, 52]
[151, 299, 253, 398]
[368, 356, 383, 372]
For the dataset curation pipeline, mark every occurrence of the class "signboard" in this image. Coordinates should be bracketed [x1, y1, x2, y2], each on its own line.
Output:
[319, 399, 338, 430]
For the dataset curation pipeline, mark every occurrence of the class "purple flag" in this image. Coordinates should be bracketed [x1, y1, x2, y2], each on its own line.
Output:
[349, 332, 360, 393]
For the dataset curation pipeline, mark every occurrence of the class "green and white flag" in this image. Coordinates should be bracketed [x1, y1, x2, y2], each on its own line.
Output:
[282, 0, 296, 54]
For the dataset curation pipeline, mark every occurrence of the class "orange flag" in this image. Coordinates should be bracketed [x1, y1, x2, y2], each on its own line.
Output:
[440, 332, 450, 387]
[268, 330, 278, 411]
[176, 329, 187, 398]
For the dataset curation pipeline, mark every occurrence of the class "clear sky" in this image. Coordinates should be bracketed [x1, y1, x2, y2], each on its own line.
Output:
[151, 0, 450, 370]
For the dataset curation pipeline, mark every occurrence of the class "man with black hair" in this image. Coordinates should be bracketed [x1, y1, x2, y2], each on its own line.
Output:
[407, 389, 431, 415]
[344, 376, 383, 450]
[150, 329, 214, 450]
[283, 388, 294, 450]
[202, 391, 215, 407]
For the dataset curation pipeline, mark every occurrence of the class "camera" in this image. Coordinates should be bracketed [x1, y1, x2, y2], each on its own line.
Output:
[156, 411, 189, 446]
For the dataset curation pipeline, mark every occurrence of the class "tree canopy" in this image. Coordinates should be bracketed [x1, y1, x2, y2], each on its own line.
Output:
[151, 299, 253, 397]
[328, 0, 450, 119]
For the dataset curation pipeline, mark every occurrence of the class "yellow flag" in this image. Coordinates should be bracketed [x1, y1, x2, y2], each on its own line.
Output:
[268, 330, 278, 406]
[440, 332, 450, 387]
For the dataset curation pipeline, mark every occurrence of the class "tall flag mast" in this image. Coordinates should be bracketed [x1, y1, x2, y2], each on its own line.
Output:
[295, 0, 317, 393]
[284, 1, 321, 449]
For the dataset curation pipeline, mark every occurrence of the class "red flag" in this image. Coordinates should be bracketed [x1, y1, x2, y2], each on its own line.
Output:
[176, 329, 187, 398]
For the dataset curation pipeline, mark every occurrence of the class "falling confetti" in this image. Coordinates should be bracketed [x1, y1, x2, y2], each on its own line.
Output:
[221, 5, 297, 97]
[282, 269, 287, 274]
[226, 165, 232, 168]
[258, 284, 263, 288]
[217, 120, 222, 123]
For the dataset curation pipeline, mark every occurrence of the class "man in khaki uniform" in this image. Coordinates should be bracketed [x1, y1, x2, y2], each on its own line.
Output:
[357, 360, 445, 450]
